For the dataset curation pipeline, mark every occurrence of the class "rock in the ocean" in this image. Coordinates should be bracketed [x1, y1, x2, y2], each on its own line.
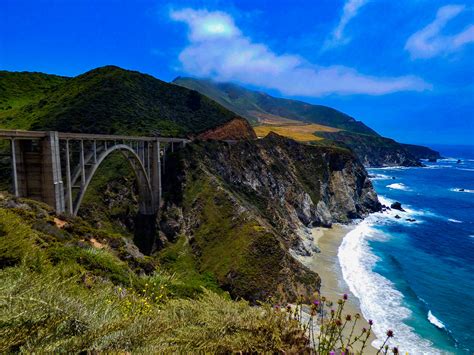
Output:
[406, 218, 416, 222]
[457, 159, 462, 164]
[459, 188, 465, 192]
[395, 215, 401, 219]
[391, 201, 405, 212]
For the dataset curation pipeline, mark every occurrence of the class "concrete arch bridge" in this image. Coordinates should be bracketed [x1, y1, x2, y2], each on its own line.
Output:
[0, 130, 189, 217]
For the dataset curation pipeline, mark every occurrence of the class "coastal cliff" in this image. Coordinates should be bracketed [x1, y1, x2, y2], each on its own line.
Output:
[159, 133, 381, 303]
[318, 131, 423, 167]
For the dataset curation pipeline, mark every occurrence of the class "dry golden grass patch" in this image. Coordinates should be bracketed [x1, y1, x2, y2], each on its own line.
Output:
[254, 124, 340, 142]
[250, 111, 303, 125]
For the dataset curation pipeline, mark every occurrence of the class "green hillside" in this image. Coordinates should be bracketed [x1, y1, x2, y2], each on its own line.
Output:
[173, 77, 379, 135]
[0, 66, 243, 137]
[0, 71, 68, 128]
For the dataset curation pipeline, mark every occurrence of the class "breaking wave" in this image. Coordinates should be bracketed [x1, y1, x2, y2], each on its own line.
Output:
[386, 183, 410, 191]
[428, 311, 445, 329]
[338, 206, 442, 353]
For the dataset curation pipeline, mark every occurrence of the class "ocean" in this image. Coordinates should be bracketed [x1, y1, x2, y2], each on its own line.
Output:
[338, 145, 474, 354]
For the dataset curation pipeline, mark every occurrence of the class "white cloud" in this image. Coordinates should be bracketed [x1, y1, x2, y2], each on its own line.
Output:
[405, 4, 474, 59]
[170, 9, 240, 42]
[171, 8, 430, 96]
[326, 0, 370, 48]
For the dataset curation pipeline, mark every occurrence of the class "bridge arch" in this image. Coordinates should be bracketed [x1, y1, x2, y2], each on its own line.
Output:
[72, 144, 154, 216]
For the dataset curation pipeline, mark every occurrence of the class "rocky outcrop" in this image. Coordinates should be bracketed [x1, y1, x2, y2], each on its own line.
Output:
[197, 117, 256, 140]
[401, 143, 442, 161]
[160, 133, 380, 304]
[391, 201, 405, 212]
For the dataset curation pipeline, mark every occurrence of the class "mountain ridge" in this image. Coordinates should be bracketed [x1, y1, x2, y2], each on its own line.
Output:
[173, 76, 441, 167]
[0, 66, 255, 138]
[173, 77, 379, 136]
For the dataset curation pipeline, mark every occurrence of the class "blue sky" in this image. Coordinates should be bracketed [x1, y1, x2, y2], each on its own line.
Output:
[1, 0, 473, 145]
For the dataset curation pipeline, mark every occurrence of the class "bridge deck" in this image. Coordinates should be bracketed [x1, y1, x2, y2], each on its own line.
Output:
[0, 129, 190, 143]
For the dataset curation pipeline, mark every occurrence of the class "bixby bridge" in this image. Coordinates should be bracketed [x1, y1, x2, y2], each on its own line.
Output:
[0, 130, 189, 217]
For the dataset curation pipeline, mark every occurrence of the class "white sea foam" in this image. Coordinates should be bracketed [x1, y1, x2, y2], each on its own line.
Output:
[439, 158, 460, 163]
[370, 173, 391, 180]
[387, 183, 410, 191]
[428, 311, 445, 329]
[338, 211, 442, 353]
[424, 164, 452, 169]
[371, 166, 411, 170]
[450, 187, 474, 193]
[448, 218, 462, 223]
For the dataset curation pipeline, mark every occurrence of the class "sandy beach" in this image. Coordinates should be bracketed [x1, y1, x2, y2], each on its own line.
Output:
[303, 224, 377, 353]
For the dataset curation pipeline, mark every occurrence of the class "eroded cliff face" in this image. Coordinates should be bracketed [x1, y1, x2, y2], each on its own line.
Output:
[160, 133, 380, 304]
[197, 117, 256, 140]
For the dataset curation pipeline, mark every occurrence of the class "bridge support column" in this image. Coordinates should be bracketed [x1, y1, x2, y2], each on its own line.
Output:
[9, 132, 64, 213]
[10, 139, 19, 197]
[151, 140, 162, 212]
[41, 132, 65, 213]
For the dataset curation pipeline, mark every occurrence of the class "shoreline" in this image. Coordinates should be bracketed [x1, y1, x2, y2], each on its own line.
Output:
[302, 224, 377, 353]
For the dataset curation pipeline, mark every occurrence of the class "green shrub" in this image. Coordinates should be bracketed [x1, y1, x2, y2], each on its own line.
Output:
[49, 246, 135, 286]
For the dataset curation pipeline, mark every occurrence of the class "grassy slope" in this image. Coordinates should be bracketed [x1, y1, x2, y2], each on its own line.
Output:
[0, 71, 68, 129]
[0, 194, 307, 353]
[173, 77, 378, 135]
[180, 172, 290, 302]
[254, 123, 339, 141]
[0, 66, 245, 137]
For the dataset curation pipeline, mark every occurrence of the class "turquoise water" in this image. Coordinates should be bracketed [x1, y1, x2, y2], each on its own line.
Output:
[339, 145, 474, 353]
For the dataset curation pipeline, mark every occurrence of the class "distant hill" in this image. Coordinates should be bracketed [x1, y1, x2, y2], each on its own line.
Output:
[173, 77, 441, 167]
[0, 66, 254, 138]
[173, 77, 378, 136]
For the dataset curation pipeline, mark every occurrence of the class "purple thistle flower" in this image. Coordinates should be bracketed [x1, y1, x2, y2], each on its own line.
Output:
[369, 319, 373, 326]
[387, 329, 394, 337]
[313, 300, 319, 305]
[329, 352, 335, 355]
[343, 293, 348, 300]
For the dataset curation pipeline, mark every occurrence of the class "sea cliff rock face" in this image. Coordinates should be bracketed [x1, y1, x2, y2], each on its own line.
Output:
[198, 133, 380, 229]
[160, 133, 380, 304]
